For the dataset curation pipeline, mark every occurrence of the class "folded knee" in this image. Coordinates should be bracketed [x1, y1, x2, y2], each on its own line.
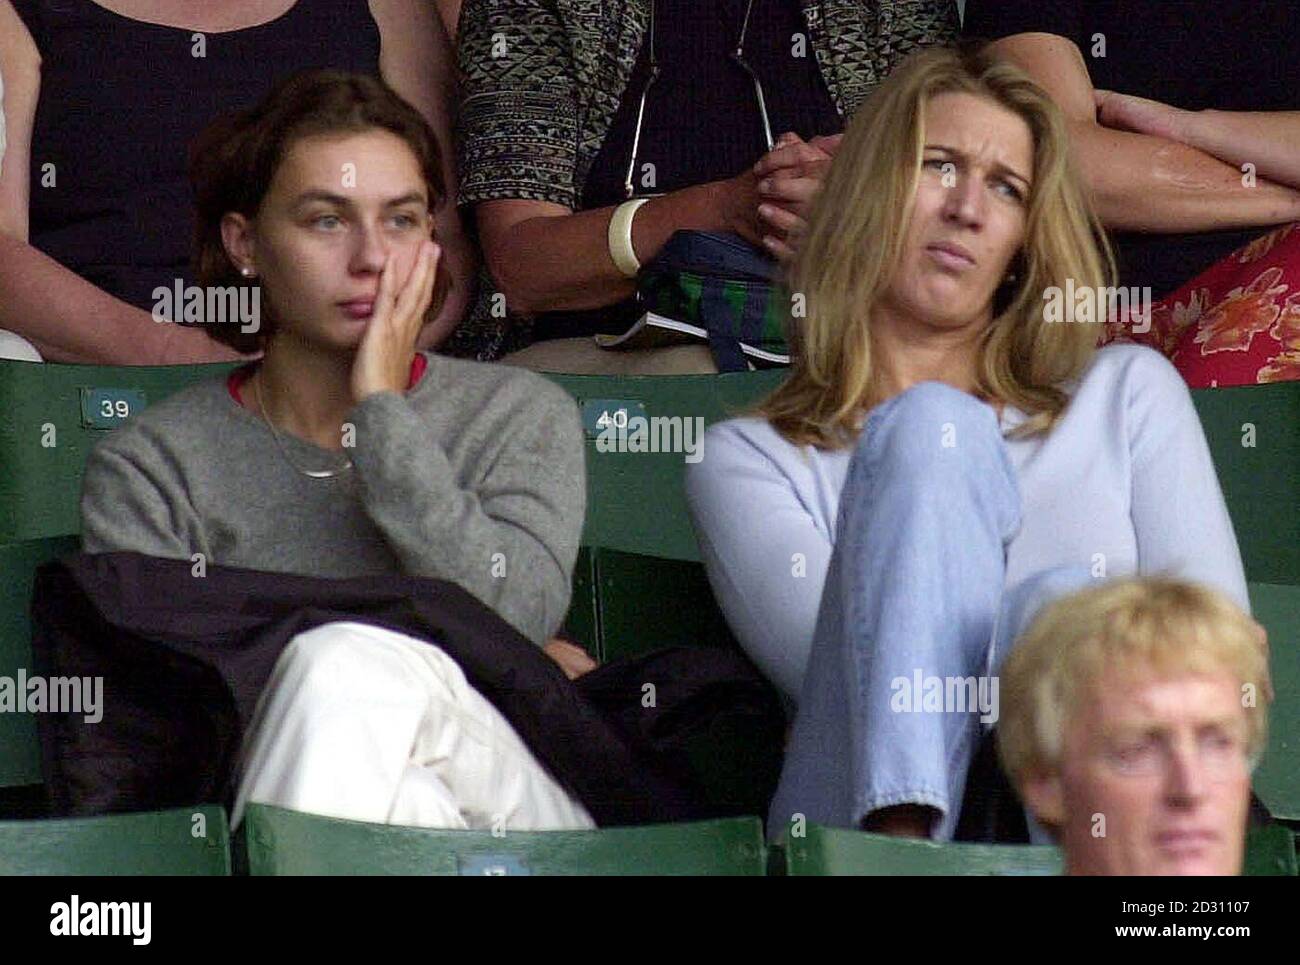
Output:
[857, 381, 1004, 478]
[275, 622, 419, 708]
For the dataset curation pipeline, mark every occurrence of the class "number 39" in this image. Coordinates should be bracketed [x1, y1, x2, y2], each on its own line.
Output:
[99, 399, 131, 418]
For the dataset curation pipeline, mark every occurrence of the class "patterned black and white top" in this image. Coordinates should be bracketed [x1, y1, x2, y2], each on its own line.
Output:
[445, 0, 960, 359]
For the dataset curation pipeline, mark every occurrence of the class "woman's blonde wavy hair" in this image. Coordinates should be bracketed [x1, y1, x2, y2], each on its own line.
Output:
[758, 43, 1115, 449]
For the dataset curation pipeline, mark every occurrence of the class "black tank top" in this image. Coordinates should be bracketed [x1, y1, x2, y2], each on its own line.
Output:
[15, 0, 381, 312]
[535, 0, 843, 341]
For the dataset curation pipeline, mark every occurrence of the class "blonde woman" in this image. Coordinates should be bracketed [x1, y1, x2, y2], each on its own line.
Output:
[685, 46, 1249, 842]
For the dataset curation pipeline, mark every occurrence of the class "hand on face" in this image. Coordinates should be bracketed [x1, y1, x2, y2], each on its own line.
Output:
[227, 129, 440, 366]
[350, 239, 441, 403]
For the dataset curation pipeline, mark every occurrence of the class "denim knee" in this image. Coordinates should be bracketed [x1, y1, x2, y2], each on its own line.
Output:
[859, 382, 1006, 475]
[850, 382, 1018, 534]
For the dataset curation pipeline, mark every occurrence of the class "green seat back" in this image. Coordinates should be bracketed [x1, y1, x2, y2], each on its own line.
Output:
[1242, 824, 1299, 876]
[244, 804, 766, 875]
[780, 821, 1295, 876]
[781, 823, 1063, 875]
[0, 535, 81, 789]
[0, 359, 235, 542]
[578, 548, 735, 663]
[543, 371, 787, 561]
[1247, 581, 1300, 819]
[0, 806, 231, 875]
[1191, 380, 1300, 585]
[2, 361, 1295, 580]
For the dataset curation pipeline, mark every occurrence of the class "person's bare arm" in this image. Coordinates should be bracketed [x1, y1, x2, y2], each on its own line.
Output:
[1098, 94, 1300, 192]
[433, 0, 460, 38]
[0, 0, 246, 363]
[0, 0, 35, 244]
[986, 32, 1300, 233]
[1186, 109, 1300, 190]
[476, 175, 764, 317]
[371, 0, 475, 348]
[0, 235, 252, 363]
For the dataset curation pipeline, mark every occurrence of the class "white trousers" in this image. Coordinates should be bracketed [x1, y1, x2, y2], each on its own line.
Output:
[230, 621, 596, 832]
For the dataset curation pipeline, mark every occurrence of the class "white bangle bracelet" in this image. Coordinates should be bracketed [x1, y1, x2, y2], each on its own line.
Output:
[607, 198, 651, 278]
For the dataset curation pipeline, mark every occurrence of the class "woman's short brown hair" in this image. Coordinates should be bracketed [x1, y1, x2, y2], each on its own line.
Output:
[188, 70, 447, 353]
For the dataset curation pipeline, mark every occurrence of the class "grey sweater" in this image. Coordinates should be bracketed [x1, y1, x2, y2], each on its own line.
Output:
[80, 353, 586, 646]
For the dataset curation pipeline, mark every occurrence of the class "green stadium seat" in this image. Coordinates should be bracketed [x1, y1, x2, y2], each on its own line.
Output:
[0, 359, 235, 542]
[780, 823, 1063, 875]
[565, 545, 600, 655]
[0, 806, 231, 875]
[538, 372, 786, 662]
[543, 371, 787, 561]
[1247, 581, 1300, 820]
[1, 361, 1296, 580]
[585, 548, 737, 663]
[1191, 381, 1300, 585]
[0, 535, 81, 792]
[1242, 824, 1300, 876]
[243, 803, 766, 875]
[777, 822, 1296, 876]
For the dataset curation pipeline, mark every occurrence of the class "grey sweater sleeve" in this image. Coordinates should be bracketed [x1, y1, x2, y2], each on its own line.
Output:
[81, 434, 203, 561]
[344, 382, 586, 646]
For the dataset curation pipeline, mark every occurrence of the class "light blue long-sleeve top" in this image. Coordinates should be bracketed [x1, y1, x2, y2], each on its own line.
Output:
[686, 344, 1251, 702]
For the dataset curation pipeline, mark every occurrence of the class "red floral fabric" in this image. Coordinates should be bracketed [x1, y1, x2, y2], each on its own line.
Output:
[1101, 223, 1300, 387]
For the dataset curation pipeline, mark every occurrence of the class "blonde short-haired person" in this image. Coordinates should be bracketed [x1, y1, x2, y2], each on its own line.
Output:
[686, 45, 1249, 842]
[998, 578, 1272, 876]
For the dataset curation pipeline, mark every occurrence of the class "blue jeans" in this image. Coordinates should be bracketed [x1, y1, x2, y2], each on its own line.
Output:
[767, 382, 1092, 842]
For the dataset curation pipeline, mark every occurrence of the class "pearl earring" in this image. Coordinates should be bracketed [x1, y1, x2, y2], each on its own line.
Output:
[240, 266, 256, 278]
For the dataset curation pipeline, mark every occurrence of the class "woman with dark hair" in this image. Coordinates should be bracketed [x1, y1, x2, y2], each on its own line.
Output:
[78, 70, 595, 829]
[0, 0, 473, 363]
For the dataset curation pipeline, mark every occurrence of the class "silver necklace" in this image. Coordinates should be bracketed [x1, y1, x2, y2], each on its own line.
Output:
[251, 374, 353, 480]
